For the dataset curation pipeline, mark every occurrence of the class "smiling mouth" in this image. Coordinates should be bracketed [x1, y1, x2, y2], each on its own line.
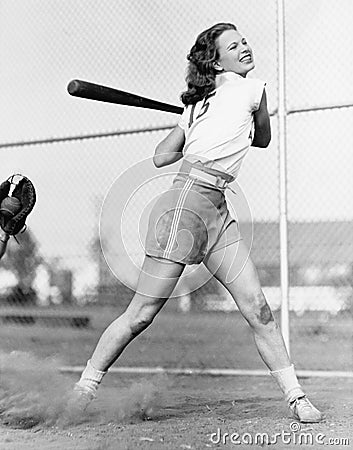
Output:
[239, 54, 252, 63]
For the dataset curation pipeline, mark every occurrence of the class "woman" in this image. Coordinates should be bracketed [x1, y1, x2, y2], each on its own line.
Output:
[72, 23, 322, 423]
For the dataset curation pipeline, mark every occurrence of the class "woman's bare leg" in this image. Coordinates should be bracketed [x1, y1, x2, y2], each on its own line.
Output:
[72, 256, 184, 406]
[203, 240, 322, 422]
[90, 256, 185, 371]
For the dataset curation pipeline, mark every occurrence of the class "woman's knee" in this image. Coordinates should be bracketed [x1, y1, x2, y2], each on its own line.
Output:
[125, 299, 162, 336]
[255, 294, 275, 326]
[129, 314, 154, 336]
[239, 290, 276, 329]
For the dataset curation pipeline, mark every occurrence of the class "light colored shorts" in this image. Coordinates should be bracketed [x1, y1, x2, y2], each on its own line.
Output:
[144, 160, 241, 265]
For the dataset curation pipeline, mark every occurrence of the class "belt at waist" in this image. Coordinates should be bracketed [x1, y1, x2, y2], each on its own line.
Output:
[179, 159, 235, 189]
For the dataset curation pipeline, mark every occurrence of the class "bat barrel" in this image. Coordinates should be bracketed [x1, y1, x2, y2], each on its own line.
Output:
[67, 79, 183, 115]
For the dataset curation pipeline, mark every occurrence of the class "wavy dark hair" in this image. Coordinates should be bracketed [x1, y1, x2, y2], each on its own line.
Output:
[181, 23, 237, 105]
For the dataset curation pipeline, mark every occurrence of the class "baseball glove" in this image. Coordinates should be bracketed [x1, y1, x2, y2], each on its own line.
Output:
[0, 174, 36, 236]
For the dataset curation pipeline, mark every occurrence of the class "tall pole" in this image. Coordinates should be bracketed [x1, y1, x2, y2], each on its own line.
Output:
[277, 0, 290, 354]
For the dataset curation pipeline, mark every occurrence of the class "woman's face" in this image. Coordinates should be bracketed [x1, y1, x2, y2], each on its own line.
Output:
[216, 29, 255, 77]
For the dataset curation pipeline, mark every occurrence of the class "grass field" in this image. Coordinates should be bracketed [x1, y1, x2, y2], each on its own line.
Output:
[0, 308, 352, 449]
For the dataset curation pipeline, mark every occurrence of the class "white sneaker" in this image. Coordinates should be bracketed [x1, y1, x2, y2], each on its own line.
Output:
[289, 396, 323, 423]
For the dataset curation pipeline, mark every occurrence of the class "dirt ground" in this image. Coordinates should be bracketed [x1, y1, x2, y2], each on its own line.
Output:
[0, 309, 352, 449]
[0, 375, 352, 450]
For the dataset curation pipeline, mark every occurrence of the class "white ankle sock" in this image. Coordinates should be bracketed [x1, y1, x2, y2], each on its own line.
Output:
[76, 360, 107, 393]
[270, 364, 305, 403]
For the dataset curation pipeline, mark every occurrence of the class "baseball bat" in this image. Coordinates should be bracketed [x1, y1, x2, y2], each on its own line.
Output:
[67, 79, 184, 115]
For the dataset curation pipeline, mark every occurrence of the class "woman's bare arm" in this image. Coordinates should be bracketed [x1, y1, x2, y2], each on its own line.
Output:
[153, 126, 185, 167]
[252, 89, 271, 148]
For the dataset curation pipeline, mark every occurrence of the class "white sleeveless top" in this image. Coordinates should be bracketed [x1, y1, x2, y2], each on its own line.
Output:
[178, 72, 265, 179]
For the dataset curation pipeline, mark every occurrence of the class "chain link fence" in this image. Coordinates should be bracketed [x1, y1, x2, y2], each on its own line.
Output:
[0, 0, 352, 371]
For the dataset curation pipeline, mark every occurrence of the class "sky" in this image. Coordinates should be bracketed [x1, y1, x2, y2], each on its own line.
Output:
[1, 0, 353, 285]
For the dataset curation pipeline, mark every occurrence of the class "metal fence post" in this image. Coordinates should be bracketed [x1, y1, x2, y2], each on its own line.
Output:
[277, 0, 290, 354]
